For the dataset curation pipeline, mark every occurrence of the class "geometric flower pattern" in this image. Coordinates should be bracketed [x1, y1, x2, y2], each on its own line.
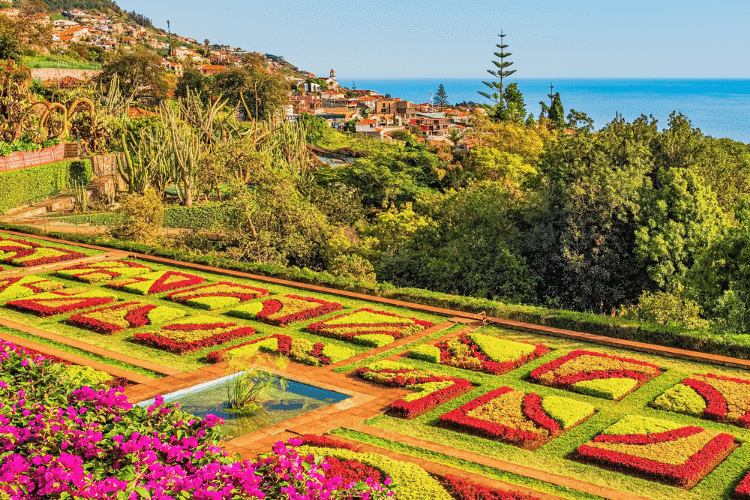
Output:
[107, 270, 206, 295]
[226, 294, 342, 327]
[54, 259, 153, 283]
[67, 301, 187, 334]
[576, 415, 735, 488]
[529, 350, 662, 400]
[439, 386, 595, 449]
[5, 287, 117, 317]
[0, 275, 65, 301]
[132, 315, 257, 354]
[652, 373, 750, 428]
[167, 281, 269, 310]
[0, 236, 86, 267]
[306, 308, 434, 343]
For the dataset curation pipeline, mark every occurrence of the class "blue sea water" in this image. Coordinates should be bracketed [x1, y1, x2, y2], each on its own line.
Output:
[348, 78, 750, 143]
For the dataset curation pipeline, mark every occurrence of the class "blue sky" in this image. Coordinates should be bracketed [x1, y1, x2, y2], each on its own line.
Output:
[117, 0, 750, 79]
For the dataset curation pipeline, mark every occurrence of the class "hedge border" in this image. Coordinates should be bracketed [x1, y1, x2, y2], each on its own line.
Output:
[0, 159, 92, 215]
[1, 222, 746, 362]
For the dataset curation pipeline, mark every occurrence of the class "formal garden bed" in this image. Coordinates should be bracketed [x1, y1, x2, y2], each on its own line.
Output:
[529, 350, 663, 400]
[439, 386, 595, 450]
[0, 234, 94, 267]
[7, 233, 750, 499]
[409, 331, 550, 375]
[167, 281, 269, 310]
[574, 415, 737, 489]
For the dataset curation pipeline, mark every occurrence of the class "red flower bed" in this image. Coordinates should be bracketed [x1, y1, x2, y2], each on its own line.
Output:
[0, 237, 86, 267]
[6, 293, 115, 317]
[132, 321, 256, 354]
[443, 474, 543, 500]
[522, 393, 559, 433]
[206, 334, 333, 366]
[296, 434, 362, 452]
[167, 281, 268, 308]
[433, 333, 550, 375]
[591, 426, 703, 445]
[577, 433, 734, 486]
[529, 350, 661, 399]
[306, 308, 434, 342]
[323, 457, 383, 485]
[67, 302, 158, 334]
[440, 387, 543, 443]
[681, 378, 728, 420]
[355, 364, 472, 419]
[734, 471, 750, 500]
[108, 271, 206, 295]
[56, 260, 152, 282]
[253, 295, 342, 327]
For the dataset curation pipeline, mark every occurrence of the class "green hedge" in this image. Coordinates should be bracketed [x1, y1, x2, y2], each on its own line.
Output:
[3, 221, 748, 360]
[52, 202, 235, 230]
[0, 160, 92, 215]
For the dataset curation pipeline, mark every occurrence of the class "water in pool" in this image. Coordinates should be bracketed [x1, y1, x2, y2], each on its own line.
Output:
[139, 372, 350, 440]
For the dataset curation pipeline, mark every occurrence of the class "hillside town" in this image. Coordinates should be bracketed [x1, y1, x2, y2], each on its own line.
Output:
[0, 2, 481, 145]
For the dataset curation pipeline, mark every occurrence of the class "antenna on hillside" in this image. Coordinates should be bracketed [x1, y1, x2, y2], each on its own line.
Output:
[430, 91, 433, 107]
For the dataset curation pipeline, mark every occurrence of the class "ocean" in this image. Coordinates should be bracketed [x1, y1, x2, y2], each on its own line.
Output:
[347, 78, 750, 144]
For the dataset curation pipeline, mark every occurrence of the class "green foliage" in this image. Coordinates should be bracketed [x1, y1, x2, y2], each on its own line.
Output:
[320, 344, 355, 364]
[573, 378, 637, 400]
[467, 333, 535, 362]
[63, 364, 112, 387]
[408, 344, 442, 363]
[0, 15, 23, 60]
[110, 188, 164, 245]
[211, 65, 290, 121]
[163, 203, 236, 230]
[619, 290, 709, 330]
[635, 167, 728, 288]
[601, 415, 684, 436]
[541, 395, 594, 428]
[0, 159, 91, 215]
[146, 305, 186, 324]
[352, 334, 395, 348]
[652, 384, 707, 416]
[98, 47, 171, 101]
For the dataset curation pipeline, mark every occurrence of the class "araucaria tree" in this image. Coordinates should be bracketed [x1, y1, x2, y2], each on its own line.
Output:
[434, 84, 449, 109]
[478, 30, 516, 119]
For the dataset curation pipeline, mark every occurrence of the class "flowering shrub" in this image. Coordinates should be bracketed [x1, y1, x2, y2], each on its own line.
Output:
[307, 308, 434, 344]
[6, 288, 117, 317]
[0, 236, 86, 267]
[529, 350, 662, 400]
[439, 387, 594, 447]
[653, 373, 750, 428]
[54, 260, 153, 283]
[411, 333, 550, 375]
[167, 281, 269, 310]
[576, 415, 735, 487]
[107, 270, 206, 295]
[228, 294, 342, 326]
[443, 473, 543, 500]
[132, 315, 257, 354]
[0, 339, 396, 499]
[0, 276, 64, 302]
[67, 301, 187, 334]
[356, 360, 473, 419]
[207, 334, 355, 366]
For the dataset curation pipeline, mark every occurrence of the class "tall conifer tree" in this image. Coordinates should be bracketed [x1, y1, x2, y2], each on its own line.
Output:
[478, 30, 516, 108]
[434, 83, 449, 109]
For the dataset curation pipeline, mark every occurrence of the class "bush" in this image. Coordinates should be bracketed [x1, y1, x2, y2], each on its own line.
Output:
[408, 344, 442, 363]
[619, 290, 709, 330]
[109, 188, 164, 245]
[0, 159, 91, 214]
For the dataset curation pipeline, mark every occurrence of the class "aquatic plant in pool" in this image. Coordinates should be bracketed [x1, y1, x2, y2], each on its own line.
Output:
[140, 371, 350, 440]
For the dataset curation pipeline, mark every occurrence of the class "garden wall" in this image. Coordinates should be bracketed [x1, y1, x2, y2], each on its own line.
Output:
[0, 144, 65, 172]
[0, 159, 92, 214]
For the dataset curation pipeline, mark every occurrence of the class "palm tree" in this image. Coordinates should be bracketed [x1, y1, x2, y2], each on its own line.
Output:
[447, 128, 465, 148]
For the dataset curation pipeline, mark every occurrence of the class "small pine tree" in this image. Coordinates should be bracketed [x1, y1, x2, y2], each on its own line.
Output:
[434, 83, 449, 109]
